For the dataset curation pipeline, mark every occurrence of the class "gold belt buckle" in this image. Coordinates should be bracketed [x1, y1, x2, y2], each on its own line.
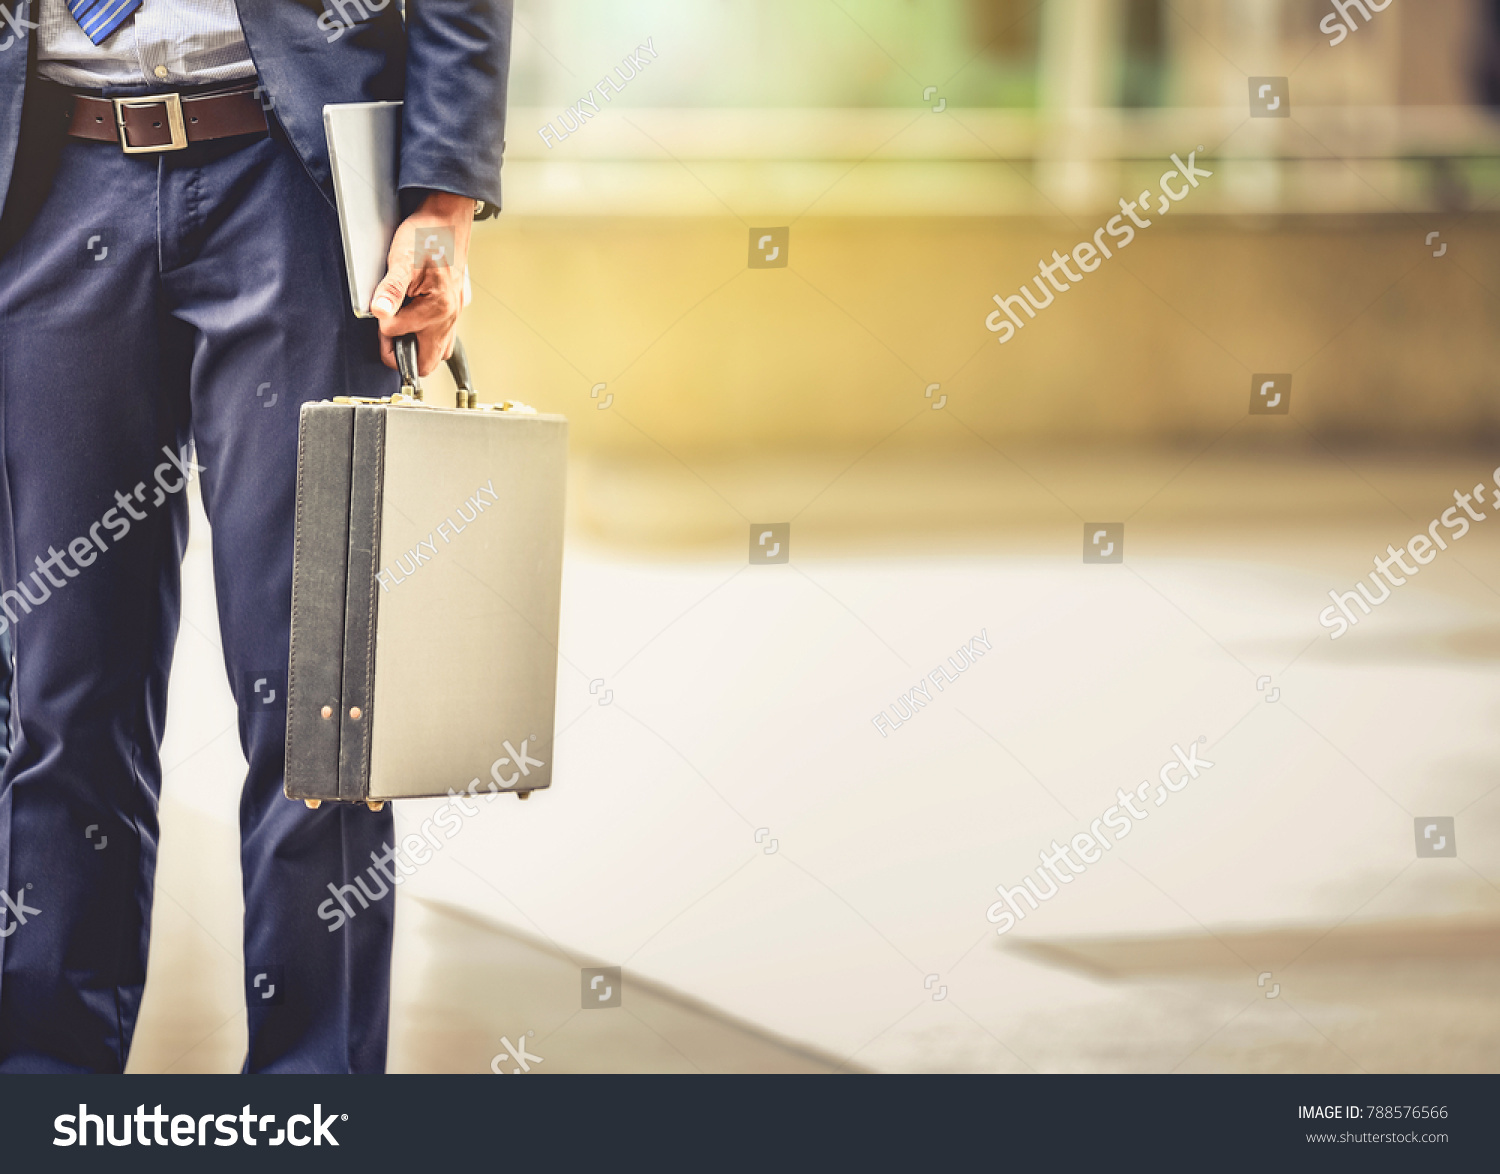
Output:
[113, 93, 187, 154]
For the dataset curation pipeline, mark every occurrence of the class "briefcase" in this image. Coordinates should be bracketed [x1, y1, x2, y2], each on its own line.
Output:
[284, 339, 567, 806]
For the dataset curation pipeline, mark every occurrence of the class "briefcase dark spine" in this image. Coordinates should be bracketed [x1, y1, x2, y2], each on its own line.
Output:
[336, 405, 387, 801]
[284, 404, 356, 801]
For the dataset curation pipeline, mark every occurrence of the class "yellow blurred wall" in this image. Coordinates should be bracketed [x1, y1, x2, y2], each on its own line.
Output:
[464, 214, 1500, 455]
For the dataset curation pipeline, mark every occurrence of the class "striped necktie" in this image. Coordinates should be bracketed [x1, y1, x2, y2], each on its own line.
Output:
[67, 0, 142, 45]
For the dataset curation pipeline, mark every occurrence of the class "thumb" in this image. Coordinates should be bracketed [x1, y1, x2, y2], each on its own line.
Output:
[371, 254, 412, 319]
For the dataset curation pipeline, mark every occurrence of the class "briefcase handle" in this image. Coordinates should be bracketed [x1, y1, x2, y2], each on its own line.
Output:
[395, 333, 478, 409]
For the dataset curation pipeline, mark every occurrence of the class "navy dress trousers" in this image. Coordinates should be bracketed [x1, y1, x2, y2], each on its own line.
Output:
[0, 0, 512, 1073]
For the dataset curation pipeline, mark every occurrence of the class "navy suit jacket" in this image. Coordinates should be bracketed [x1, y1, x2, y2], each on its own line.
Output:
[0, 0, 511, 221]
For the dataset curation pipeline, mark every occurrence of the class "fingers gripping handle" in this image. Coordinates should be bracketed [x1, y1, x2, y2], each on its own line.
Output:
[393, 336, 476, 407]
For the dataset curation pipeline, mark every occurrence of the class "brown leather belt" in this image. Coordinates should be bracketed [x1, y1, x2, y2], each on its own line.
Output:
[66, 85, 268, 154]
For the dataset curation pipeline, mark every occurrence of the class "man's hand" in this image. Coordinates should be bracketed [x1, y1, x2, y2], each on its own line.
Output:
[371, 191, 476, 377]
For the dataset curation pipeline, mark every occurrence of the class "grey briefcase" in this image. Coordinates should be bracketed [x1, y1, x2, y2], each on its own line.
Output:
[284, 339, 567, 806]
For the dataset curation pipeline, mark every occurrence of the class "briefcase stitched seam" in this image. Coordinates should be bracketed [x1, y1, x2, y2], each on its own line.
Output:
[336, 409, 383, 801]
[357, 410, 385, 794]
[285, 417, 311, 779]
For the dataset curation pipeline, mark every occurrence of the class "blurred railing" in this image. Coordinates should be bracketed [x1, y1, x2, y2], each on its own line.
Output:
[504, 106, 1500, 217]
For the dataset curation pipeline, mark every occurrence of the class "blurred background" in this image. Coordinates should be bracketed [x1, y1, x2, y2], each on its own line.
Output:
[132, 0, 1500, 1073]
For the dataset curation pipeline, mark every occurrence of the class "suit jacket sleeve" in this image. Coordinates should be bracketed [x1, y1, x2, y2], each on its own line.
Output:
[399, 0, 511, 213]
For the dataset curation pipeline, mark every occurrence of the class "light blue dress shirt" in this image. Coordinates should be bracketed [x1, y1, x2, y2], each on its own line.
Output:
[37, 0, 256, 88]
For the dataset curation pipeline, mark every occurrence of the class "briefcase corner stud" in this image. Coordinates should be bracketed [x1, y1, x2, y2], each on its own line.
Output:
[289, 796, 387, 810]
[517, 791, 532, 800]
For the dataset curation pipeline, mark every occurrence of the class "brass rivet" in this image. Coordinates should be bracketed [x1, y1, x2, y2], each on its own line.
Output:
[349, 707, 362, 721]
[367, 801, 385, 812]
[320, 705, 333, 720]
[304, 799, 322, 810]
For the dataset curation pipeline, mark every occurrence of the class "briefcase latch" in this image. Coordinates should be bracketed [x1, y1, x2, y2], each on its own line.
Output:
[333, 393, 419, 406]
[354, 337, 537, 412]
